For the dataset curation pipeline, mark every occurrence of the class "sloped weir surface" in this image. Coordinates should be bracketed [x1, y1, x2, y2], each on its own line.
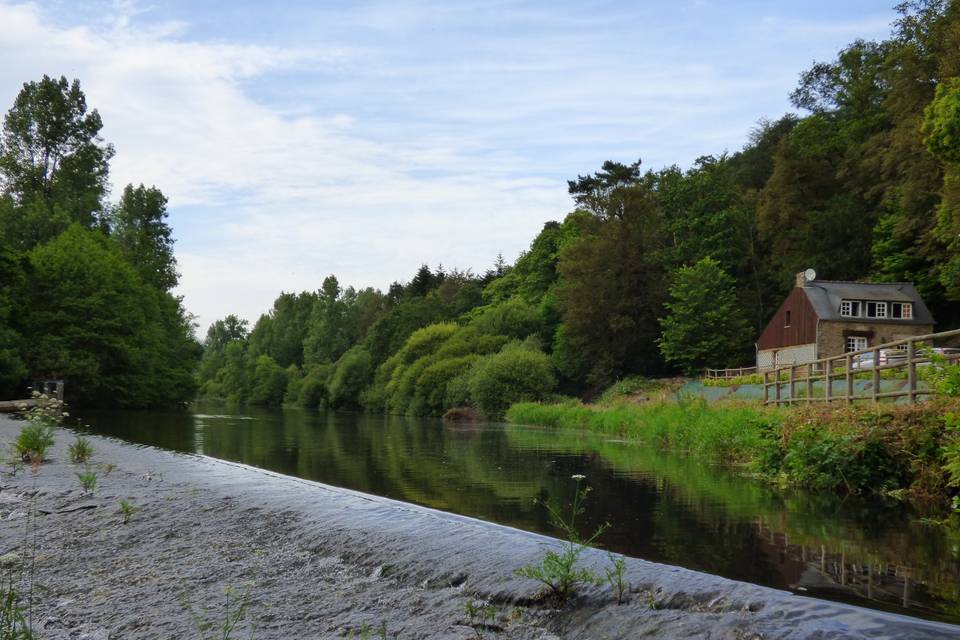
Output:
[78, 404, 960, 626]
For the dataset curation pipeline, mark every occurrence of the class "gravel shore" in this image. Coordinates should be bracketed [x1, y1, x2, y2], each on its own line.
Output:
[0, 415, 958, 639]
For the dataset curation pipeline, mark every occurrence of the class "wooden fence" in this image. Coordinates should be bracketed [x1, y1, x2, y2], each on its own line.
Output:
[762, 328, 960, 406]
[705, 366, 757, 379]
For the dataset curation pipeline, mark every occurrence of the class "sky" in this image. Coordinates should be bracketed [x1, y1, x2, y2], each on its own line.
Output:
[0, 0, 900, 333]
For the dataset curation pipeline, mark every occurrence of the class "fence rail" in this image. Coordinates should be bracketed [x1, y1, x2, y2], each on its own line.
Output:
[705, 366, 757, 379]
[762, 328, 960, 406]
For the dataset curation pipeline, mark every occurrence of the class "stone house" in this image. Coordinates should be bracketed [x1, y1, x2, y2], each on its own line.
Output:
[756, 271, 935, 370]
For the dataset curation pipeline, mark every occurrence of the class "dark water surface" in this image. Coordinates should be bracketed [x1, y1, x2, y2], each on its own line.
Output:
[76, 404, 960, 623]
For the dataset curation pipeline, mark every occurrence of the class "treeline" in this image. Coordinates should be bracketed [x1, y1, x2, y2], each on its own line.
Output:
[0, 76, 199, 408]
[199, 1, 960, 416]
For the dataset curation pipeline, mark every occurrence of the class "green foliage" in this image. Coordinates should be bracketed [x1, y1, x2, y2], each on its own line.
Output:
[604, 553, 629, 605]
[468, 298, 543, 339]
[76, 468, 98, 493]
[13, 423, 54, 465]
[108, 184, 178, 291]
[920, 349, 960, 396]
[182, 582, 254, 640]
[328, 347, 373, 409]
[923, 77, 960, 163]
[118, 499, 139, 524]
[0, 75, 114, 249]
[515, 476, 608, 603]
[0, 582, 35, 639]
[468, 346, 556, 418]
[248, 355, 288, 406]
[67, 436, 94, 464]
[22, 225, 197, 407]
[658, 257, 752, 375]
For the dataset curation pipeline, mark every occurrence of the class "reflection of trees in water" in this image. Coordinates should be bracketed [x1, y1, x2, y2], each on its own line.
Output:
[78, 405, 960, 623]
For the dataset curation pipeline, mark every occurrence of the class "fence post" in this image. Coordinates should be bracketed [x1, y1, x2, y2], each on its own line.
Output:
[907, 339, 916, 405]
[763, 370, 769, 405]
[806, 363, 814, 404]
[846, 354, 853, 405]
[789, 365, 796, 405]
[872, 347, 880, 403]
[825, 359, 833, 403]
[775, 369, 782, 405]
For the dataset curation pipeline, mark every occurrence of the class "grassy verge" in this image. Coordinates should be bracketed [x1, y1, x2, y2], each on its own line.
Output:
[506, 395, 960, 503]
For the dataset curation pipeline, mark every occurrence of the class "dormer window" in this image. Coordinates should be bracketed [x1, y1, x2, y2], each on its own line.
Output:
[840, 300, 861, 317]
[891, 302, 913, 319]
[865, 301, 887, 318]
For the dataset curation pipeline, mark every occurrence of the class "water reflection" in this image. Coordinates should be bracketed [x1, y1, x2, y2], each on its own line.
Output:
[75, 404, 960, 623]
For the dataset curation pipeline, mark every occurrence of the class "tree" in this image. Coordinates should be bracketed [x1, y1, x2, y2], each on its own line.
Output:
[556, 191, 668, 387]
[658, 258, 752, 375]
[20, 225, 196, 407]
[109, 184, 178, 291]
[0, 76, 114, 248]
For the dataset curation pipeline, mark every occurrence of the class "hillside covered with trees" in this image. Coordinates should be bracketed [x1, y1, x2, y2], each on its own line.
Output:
[196, 2, 960, 415]
[2, 2, 959, 413]
[0, 76, 200, 407]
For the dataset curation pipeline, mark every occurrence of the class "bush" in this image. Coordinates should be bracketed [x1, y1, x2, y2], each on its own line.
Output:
[68, 436, 94, 464]
[298, 364, 331, 408]
[14, 423, 55, 464]
[468, 347, 556, 418]
[247, 355, 288, 406]
[328, 347, 373, 408]
[468, 298, 543, 339]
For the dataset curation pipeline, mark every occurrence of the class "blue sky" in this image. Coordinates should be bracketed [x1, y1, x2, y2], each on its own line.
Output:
[0, 0, 899, 331]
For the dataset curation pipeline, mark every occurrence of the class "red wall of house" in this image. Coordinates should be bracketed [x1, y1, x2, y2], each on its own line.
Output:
[756, 287, 818, 350]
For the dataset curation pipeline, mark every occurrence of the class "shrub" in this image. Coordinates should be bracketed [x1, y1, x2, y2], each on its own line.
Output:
[328, 347, 373, 409]
[468, 347, 556, 418]
[469, 298, 543, 339]
[14, 423, 55, 465]
[247, 355, 288, 406]
[68, 436, 94, 464]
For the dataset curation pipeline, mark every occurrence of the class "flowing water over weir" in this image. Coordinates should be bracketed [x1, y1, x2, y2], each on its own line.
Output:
[77, 404, 960, 624]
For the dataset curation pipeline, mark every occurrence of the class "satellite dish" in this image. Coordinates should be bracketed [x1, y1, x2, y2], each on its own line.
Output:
[804, 268, 817, 282]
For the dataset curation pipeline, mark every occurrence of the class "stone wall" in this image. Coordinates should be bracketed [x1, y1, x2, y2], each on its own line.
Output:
[816, 321, 934, 359]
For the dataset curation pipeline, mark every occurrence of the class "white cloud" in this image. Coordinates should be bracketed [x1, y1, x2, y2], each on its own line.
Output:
[0, 1, 898, 332]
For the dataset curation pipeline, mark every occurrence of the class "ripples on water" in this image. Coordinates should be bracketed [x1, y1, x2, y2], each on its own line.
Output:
[76, 404, 960, 624]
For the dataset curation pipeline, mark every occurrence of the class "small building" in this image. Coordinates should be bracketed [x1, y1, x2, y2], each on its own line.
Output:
[756, 270, 935, 370]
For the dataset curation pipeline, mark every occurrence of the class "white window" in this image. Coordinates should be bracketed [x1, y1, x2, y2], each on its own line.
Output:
[891, 302, 913, 319]
[865, 301, 887, 319]
[840, 300, 861, 317]
[847, 336, 868, 352]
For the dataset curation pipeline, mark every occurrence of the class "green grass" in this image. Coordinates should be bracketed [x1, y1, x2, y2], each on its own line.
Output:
[506, 398, 776, 464]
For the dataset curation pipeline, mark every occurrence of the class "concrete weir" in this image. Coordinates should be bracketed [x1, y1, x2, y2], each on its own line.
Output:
[0, 416, 958, 639]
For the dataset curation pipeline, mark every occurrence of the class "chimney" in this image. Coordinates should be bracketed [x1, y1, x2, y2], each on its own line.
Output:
[796, 271, 808, 288]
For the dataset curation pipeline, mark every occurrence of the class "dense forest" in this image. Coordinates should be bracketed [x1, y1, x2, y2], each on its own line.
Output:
[2, 1, 959, 413]
[0, 77, 200, 407]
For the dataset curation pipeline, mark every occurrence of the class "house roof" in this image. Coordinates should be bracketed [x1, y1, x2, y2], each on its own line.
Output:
[801, 281, 935, 325]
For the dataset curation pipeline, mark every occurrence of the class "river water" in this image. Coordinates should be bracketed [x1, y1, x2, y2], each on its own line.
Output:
[76, 404, 960, 623]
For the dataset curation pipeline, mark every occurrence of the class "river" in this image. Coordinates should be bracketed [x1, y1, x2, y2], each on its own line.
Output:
[75, 403, 960, 624]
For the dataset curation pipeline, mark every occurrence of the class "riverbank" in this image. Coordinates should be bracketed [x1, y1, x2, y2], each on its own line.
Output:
[1, 416, 959, 639]
[506, 397, 960, 501]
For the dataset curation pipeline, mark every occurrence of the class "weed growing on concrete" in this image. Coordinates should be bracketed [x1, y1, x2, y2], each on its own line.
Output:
[0, 580, 35, 639]
[76, 468, 98, 494]
[100, 463, 117, 476]
[182, 580, 254, 640]
[118, 500, 139, 524]
[67, 436, 94, 464]
[13, 425, 54, 467]
[464, 599, 497, 638]
[515, 475, 609, 603]
[604, 553, 628, 604]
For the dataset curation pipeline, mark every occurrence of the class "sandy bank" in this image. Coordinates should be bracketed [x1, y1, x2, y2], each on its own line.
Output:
[0, 415, 957, 639]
